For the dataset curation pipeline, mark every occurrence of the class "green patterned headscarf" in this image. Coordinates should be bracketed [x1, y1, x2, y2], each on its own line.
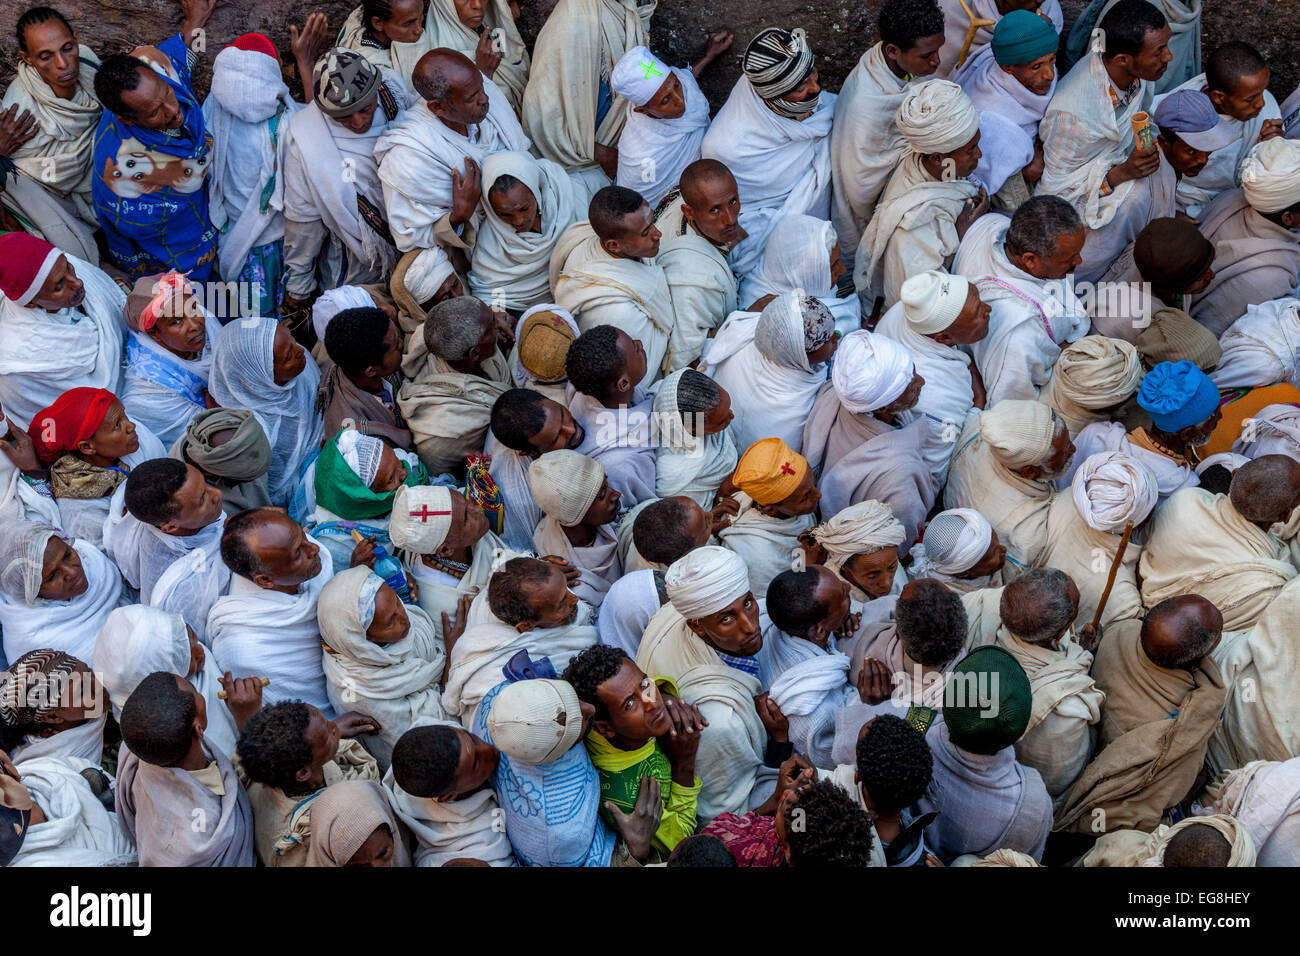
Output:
[314, 430, 429, 519]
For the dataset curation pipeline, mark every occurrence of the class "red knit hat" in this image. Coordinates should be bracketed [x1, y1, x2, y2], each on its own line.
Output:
[27, 388, 118, 465]
[230, 33, 279, 60]
[0, 233, 61, 307]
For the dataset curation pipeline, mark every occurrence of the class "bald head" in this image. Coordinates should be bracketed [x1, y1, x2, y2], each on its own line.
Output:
[1141, 595, 1222, 670]
[1000, 569, 1079, 645]
[412, 48, 476, 102]
[1163, 824, 1233, 867]
[1229, 454, 1300, 526]
[680, 159, 735, 206]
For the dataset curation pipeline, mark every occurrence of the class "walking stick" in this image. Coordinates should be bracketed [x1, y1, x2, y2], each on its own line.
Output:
[1090, 522, 1134, 630]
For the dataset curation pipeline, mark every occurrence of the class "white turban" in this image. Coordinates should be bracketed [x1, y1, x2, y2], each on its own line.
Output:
[665, 545, 751, 620]
[487, 678, 585, 764]
[404, 247, 456, 304]
[896, 79, 980, 155]
[1195, 452, 1249, 476]
[389, 484, 455, 554]
[831, 329, 915, 413]
[901, 270, 971, 335]
[919, 508, 993, 575]
[336, 430, 384, 487]
[1241, 137, 1300, 214]
[311, 285, 374, 342]
[1070, 451, 1158, 533]
[981, 399, 1058, 469]
[528, 449, 605, 527]
[812, 500, 905, 573]
[610, 46, 672, 107]
[1050, 336, 1143, 409]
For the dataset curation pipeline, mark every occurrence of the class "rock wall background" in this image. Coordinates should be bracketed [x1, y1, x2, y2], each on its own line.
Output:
[1, 1, 1295, 110]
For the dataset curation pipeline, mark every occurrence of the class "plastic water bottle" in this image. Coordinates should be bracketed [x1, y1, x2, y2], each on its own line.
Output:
[350, 530, 412, 602]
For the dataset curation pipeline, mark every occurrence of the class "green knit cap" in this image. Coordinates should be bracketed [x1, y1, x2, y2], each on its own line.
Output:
[942, 646, 1032, 755]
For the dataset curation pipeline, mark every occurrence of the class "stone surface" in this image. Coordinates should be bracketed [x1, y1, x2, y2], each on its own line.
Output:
[2, 1, 1295, 109]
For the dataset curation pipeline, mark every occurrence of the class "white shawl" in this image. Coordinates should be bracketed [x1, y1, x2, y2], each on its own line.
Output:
[700, 76, 837, 276]
[1212, 297, 1300, 390]
[830, 42, 915, 273]
[521, 0, 653, 176]
[1, 46, 100, 221]
[769, 650, 855, 769]
[0, 254, 124, 431]
[102, 482, 225, 604]
[374, 84, 530, 253]
[698, 309, 828, 455]
[278, 77, 405, 281]
[207, 316, 323, 506]
[202, 45, 299, 280]
[5, 756, 136, 867]
[383, 761, 516, 866]
[319, 567, 447, 770]
[0, 538, 122, 666]
[715, 492, 811, 597]
[91, 603, 240, 756]
[469, 149, 582, 311]
[207, 543, 335, 715]
[738, 213, 861, 335]
[614, 66, 711, 207]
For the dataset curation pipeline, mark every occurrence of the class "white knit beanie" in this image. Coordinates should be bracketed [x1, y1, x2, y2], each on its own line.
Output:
[528, 450, 605, 527]
[981, 399, 1057, 469]
[901, 270, 970, 335]
[487, 679, 585, 765]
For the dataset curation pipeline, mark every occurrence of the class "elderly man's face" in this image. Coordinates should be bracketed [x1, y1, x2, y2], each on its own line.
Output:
[1028, 226, 1085, 279]
[119, 66, 184, 131]
[19, 18, 80, 93]
[964, 529, 1007, 578]
[248, 510, 324, 590]
[434, 65, 490, 127]
[1179, 405, 1223, 447]
[31, 255, 85, 312]
[942, 130, 983, 179]
[334, 98, 379, 135]
[939, 286, 992, 345]
[689, 592, 763, 656]
[522, 565, 581, 630]
[1004, 52, 1056, 97]
[437, 490, 491, 557]
[1037, 424, 1076, 478]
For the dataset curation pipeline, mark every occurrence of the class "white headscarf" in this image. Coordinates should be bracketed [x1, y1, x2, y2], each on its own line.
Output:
[0, 521, 123, 666]
[208, 317, 323, 505]
[1070, 451, 1159, 533]
[740, 214, 836, 302]
[665, 545, 751, 620]
[336, 430, 385, 487]
[811, 499, 905, 574]
[469, 150, 583, 312]
[317, 566, 447, 768]
[831, 329, 915, 413]
[90, 604, 240, 756]
[1241, 137, 1300, 214]
[312, 286, 375, 343]
[896, 79, 980, 154]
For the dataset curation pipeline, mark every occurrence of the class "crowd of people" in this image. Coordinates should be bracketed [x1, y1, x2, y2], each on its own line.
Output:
[1, 0, 1299, 868]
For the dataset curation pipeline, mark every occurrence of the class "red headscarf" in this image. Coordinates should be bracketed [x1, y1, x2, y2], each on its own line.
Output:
[0, 233, 61, 307]
[27, 388, 118, 466]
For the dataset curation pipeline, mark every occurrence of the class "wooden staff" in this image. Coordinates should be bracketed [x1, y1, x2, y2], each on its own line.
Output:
[218, 677, 270, 700]
[1090, 522, 1135, 630]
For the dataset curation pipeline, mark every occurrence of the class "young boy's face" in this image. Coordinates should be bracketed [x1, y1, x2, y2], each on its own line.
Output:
[593, 659, 672, 743]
